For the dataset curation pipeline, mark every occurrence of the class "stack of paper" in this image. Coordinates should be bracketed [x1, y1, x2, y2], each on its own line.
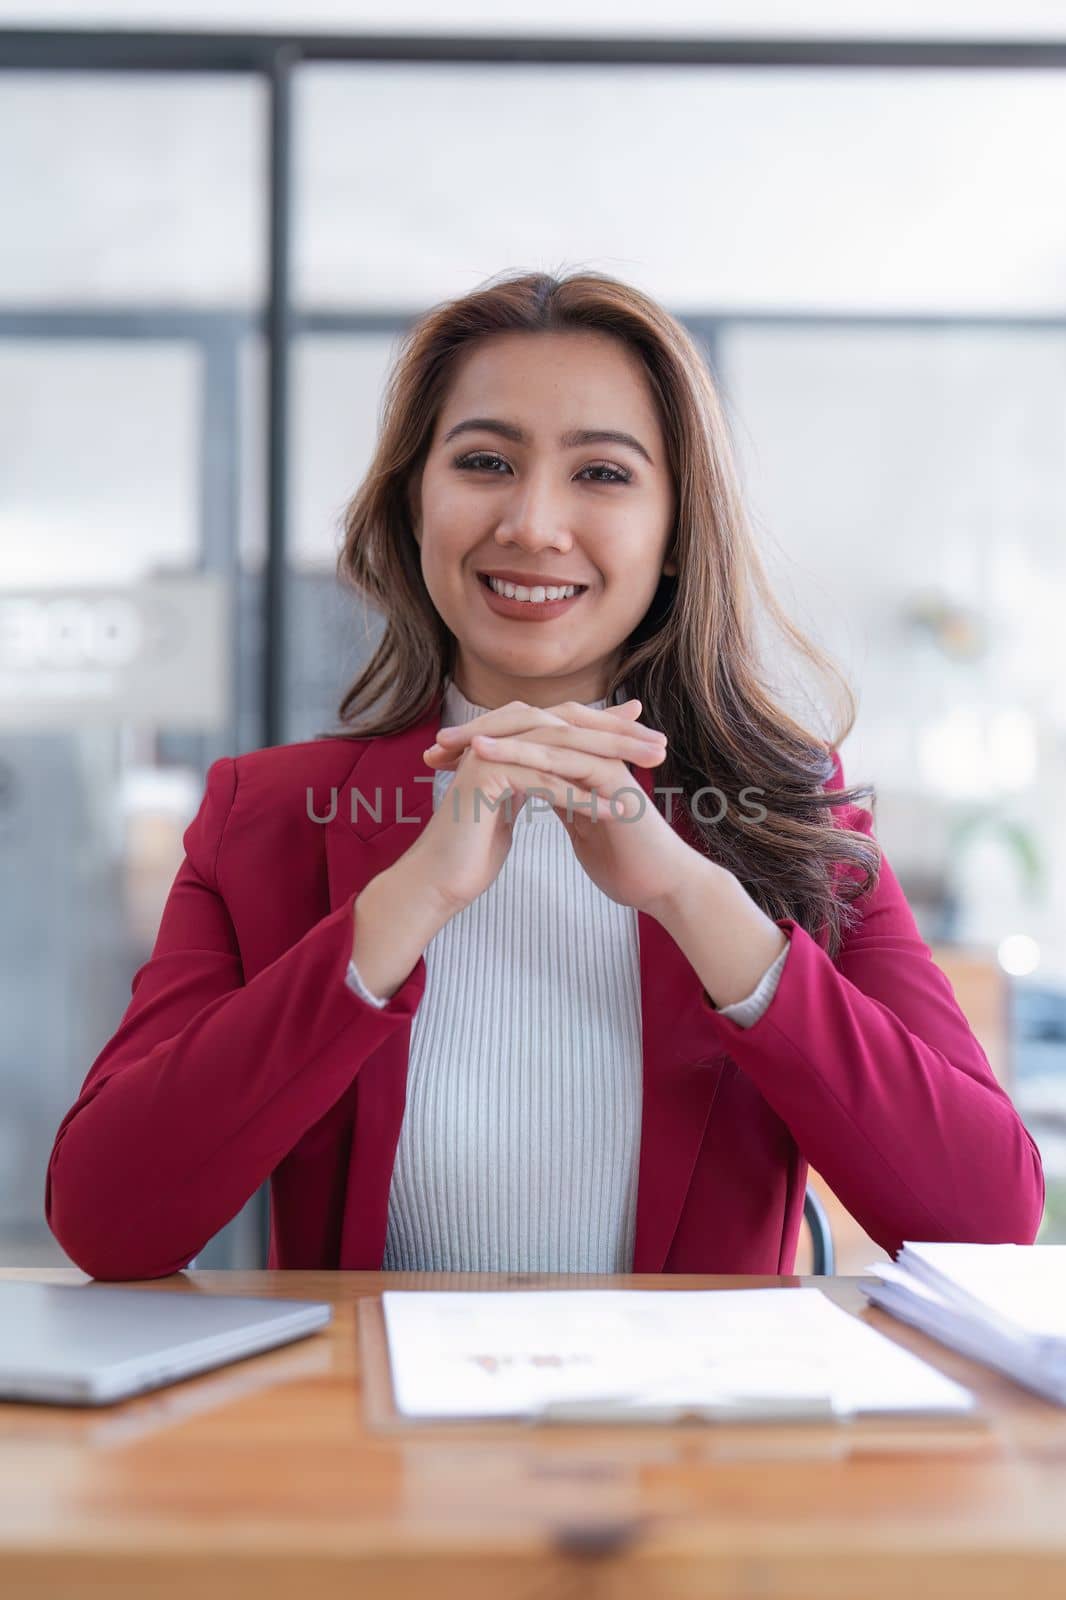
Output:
[381, 1288, 978, 1423]
[858, 1243, 1066, 1405]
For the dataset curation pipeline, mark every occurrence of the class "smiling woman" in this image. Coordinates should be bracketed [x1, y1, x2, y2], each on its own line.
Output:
[331, 269, 878, 950]
[44, 267, 1044, 1283]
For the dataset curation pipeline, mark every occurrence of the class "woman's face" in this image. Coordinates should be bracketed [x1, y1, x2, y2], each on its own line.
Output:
[411, 329, 677, 709]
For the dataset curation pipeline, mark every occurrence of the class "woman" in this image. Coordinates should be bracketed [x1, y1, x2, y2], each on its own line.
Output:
[46, 270, 1044, 1281]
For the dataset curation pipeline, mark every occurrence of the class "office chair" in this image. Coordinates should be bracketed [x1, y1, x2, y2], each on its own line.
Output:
[803, 1184, 835, 1275]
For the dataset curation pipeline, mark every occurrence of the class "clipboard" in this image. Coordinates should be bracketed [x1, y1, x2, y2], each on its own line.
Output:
[356, 1296, 992, 1442]
[531, 1390, 838, 1424]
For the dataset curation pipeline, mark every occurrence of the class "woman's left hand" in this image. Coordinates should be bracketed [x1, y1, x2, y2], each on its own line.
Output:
[422, 700, 702, 918]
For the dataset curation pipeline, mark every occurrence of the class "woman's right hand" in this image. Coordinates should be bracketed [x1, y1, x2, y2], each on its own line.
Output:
[405, 735, 599, 916]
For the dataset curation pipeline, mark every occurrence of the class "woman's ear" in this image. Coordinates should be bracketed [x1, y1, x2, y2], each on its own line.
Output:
[663, 556, 678, 578]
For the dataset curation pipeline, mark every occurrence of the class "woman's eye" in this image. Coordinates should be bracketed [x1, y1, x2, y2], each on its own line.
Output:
[455, 451, 510, 475]
[453, 451, 631, 485]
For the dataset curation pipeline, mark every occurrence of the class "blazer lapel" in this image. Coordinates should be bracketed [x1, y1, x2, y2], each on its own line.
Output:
[324, 704, 726, 1275]
[324, 693, 445, 911]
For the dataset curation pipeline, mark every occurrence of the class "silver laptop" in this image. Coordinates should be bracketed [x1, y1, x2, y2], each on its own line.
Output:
[0, 1281, 333, 1406]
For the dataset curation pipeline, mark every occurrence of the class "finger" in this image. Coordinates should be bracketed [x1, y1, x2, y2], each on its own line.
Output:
[552, 702, 644, 731]
[478, 759, 639, 823]
[423, 724, 665, 774]
[422, 746, 457, 768]
[544, 699, 666, 742]
[436, 699, 664, 746]
[471, 733, 643, 798]
[435, 706, 570, 744]
[480, 722, 666, 765]
[463, 758, 600, 818]
[428, 722, 665, 770]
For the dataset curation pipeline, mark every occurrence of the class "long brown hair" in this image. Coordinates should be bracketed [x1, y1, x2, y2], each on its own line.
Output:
[319, 268, 880, 958]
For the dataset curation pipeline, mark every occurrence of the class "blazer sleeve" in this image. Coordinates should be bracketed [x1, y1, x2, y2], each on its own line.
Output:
[699, 753, 1045, 1256]
[714, 939, 790, 1028]
[44, 756, 427, 1282]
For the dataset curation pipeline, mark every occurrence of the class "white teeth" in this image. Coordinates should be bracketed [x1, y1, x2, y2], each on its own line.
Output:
[486, 577, 580, 603]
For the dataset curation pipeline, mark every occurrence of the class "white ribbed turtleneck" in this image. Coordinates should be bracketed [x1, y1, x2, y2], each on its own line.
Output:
[344, 678, 788, 1271]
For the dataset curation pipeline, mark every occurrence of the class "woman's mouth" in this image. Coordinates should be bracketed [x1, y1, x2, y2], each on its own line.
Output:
[476, 572, 589, 621]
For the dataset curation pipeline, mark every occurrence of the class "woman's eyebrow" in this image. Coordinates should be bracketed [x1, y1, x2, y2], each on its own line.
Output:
[442, 416, 654, 467]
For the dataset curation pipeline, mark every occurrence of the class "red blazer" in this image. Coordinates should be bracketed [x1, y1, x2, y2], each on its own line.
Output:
[45, 692, 1045, 1281]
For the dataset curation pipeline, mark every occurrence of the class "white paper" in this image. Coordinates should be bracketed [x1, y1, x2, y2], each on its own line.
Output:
[381, 1288, 977, 1421]
[899, 1244, 1066, 1340]
[859, 1246, 1066, 1405]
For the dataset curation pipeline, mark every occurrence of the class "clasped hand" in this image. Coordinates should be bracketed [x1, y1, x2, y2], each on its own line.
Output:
[422, 697, 702, 918]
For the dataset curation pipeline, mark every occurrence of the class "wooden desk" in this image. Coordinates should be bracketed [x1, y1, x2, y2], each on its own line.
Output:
[2, 1268, 1065, 1598]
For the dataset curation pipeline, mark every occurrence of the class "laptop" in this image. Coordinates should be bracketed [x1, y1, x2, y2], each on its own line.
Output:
[0, 1281, 333, 1407]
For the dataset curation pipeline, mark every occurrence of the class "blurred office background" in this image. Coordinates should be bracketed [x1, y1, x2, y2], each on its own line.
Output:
[2, 3, 1065, 1271]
